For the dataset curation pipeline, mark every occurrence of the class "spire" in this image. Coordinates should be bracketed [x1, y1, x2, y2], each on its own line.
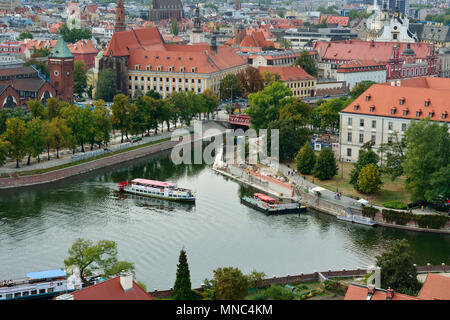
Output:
[50, 37, 73, 59]
[193, 2, 202, 33]
[115, 0, 126, 32]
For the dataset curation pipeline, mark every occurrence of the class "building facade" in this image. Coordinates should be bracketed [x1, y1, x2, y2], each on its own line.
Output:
[336, 60, 387, 89]
[339, 77, 450, 162]
[48, 38, 74, 103]
[148, 0, 184, 22]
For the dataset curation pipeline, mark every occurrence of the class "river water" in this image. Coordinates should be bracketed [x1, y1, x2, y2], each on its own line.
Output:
[0, 150, 449, 290]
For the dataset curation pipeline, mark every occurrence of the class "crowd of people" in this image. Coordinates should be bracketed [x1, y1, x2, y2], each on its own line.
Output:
[1, 280, 15, 287]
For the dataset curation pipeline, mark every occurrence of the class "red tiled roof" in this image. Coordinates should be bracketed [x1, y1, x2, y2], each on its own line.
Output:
[320, 15, 350, 27]
[68, 276, 154, 300]
[314, 40, 431, 62]
[344, 285, 420, 300]
[341, 77, 450, 123]
[337, 59, 387, 73]
[67, 40, 98, 55]
[417, 273, 450, 300]
[258, 66, 315, 82]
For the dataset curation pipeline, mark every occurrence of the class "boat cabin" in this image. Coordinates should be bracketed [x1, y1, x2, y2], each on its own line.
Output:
[254, 193, 276, 204]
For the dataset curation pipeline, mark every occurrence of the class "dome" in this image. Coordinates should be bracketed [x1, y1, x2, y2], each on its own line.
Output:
[402, 44, 415, 55]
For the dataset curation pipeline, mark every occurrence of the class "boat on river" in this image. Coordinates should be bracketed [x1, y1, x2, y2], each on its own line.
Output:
[118, 179, 196, 202]
[336, 214, 377, 227]
[0, 269, 81, 300]
[241, 193, 306, 215]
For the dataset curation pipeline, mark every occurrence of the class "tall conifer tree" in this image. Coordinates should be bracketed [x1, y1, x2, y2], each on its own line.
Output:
[171, 248, 195, 300]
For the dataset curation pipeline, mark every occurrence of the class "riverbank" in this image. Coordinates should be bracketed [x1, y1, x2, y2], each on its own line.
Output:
[0, 121, 227, 190]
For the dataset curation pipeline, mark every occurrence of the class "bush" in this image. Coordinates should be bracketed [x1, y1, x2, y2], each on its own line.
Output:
[266, 285, 295, 300]
[383, 200, 408, 210]
[249, 291, 269, 300]
[382, 209, 413, 225]
[412, 214, 448, 229]
[362, 206, 379, 219]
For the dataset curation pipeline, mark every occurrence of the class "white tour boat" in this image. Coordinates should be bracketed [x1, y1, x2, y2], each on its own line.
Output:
[118, 179, 196, 202]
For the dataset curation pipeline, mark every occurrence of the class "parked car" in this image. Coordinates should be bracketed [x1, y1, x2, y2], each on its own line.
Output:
[131, 136, 142, 143]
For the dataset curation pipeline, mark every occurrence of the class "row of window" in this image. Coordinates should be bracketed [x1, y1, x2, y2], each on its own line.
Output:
[287, 81, 314, 89]
[348, 118, 407, 131]
[131, 86, 202, 94]
[130, 76, 203, 84]
[0, 285, 59, 299]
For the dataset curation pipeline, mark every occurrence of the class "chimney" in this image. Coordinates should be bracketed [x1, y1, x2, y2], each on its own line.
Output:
[386, 288, 394, 300]
[367, 285, 375, 295]
[120, 273, 134, 292]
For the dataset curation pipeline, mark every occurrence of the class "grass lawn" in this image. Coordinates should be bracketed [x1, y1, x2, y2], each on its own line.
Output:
[285, 158, 411, 207]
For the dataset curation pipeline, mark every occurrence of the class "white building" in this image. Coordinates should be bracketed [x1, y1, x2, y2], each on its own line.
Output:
[336, 60, 387, 90]
[339, 77, 450, 162]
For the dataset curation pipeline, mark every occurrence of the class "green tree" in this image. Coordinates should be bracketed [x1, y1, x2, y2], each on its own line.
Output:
[378, 132, 406, 181]
[49, 117, 71, 158]
[296, 143, 316, 175]
[200, 89, 220, 120]
[145, 89, 162, 100]
[58, 23, 92, 43]
[171, 249, 196, 300]
[25, 118, 45, 165]
[376, 239, 421, 295]
[247, 270, 266, 289]
[61, 105, 93, 152]
[0, 138, 9, 167]
[74, 60, 87, 97]
[92, 100, 112, 146]
[247, 81, 294, 131]
[267, 119, 309, 161]
[31, 48, 51, 58]
[261, 70, 280, 86]
[27, 100, 45, 119]
[294, 51, 318, 77]
[210, 267, 249, 300]
[219, 74, 242, 101]
[170, 18, 179, 36]
[3, 118, 27, 168]
[349, 141, 379, 191]
[357, 163, 383, 194]
[64, 238, 135, 285]
[25, 60, 49, 78]
[111, 94, 136, 142]
[403, 120, 450, 202]
[349, 81, 376, 99]
[280, 38, 292, 49]
[314, 146, 338, 180]
[18, 31, 33, 40]
[45, 97, 69, 120]
[95, 68, 116, 102]
[314, 98, 353, 132]
[426, 165, 450, 202]
[279, 99, 312, 127]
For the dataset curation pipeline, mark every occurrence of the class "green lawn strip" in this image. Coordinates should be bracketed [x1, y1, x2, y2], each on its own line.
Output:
[14, 136, 174, 177]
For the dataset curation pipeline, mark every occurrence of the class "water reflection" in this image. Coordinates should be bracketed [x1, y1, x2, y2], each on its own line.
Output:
[120, 194, 196, 214]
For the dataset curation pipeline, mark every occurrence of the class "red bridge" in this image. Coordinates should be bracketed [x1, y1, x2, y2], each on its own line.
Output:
[228, 114, 250, 127]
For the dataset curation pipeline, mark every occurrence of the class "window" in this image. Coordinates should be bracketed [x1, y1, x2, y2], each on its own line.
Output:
[403, 109, 409, 116]
[347, 132, 352, 142]
[388, 135, 393, 143]
[369, 106, 375, 112]
[348, 118, 352, 126]
[388, 122, 393, 130]
[365, 95, 371, 101]
[354, 104, 359, 111]
[347, 148, 352, 157]
[416, 111, 421, 117]
[371, 135, 376, 143]
[47, 288, 54, 293]
[402, 123, 407, 131]
[359, 133, 364, 143]
[425, 100, 430, 107]
[443, 113, 448, 119]
[399, 98, 405, 105]
[14, 292, 21, 298]
[391, 108, 396, 115]
[360, 119, 364, 127]
[372, 120, 376, 129]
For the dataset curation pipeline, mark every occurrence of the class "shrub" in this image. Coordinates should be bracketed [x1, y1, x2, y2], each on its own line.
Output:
[383, 200, 408, 210]
[381, 209, 413, 225]
[266, 285, 295, 300]
[412, 214, 448, 229]
[362, 206, 379, 219]
[249, 291, 269, 300]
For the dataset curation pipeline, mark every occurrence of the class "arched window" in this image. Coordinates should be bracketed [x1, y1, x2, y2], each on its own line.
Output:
[4, 96, 16, 109]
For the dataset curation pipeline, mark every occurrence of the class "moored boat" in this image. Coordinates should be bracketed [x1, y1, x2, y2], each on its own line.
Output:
[118, 179, 196, 202]
[241, 193, 306, 215]
[336, 214, 377, 227]
[0, 269, 81, 300]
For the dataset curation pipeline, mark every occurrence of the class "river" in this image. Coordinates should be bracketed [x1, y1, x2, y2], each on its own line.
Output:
[0, 150, 449, 290]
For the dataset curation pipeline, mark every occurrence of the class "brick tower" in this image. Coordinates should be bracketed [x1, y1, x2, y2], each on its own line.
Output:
[115, 0, 126, 32]
[49, 38, 74, 104]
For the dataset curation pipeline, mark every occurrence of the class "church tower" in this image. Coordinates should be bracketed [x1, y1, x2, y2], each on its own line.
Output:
[190, 3, 204, 44]
[49, 38, 74, 104]
[115, 0, 126, 32]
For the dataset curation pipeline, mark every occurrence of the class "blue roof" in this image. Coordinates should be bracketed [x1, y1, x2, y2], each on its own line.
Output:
[26, 269, 66, 280]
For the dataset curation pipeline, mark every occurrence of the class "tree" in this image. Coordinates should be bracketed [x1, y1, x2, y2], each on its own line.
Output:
[349, 141, 379, 191]
[280, 38, 292, 50]
[349, 81, 376, 99]
[247, 81, 294, 131]
[279, 99, 312, 127]
[25, 60, 49, 78]
[0, 138, 9, 167]
[314, 146, 338, 180]
[3, 118, 27, 168]
[25, 118, 45, 165]
[171, 249, 196, 300]
[376, 239, 421, 295]
[210, 267, 249, 300]
[61, 105, 93, 153]
[27, 100, 45, 119]
[31, 48, 51, 58]
[64, 238, 135, 285]
[247, 270, 266, 289]
[92, 101, 112, 146]
[267, 119, 309, 161]
[261, 70, 280, 86]
[314, 98, 353, 132]
[357, 163, 383, 194]
[219, 74, 242, 101]
[145, 89, 162, 100]
[426, 165, 450, 202]
[236, 67, 264, 98]
[294, 51, 318, 77]
[74, 60, 87, 97]
[49, 117, 71, 158]
[403, 120, 450, 202]
[18, 31, 33, 40]
[58, 23, 92, 43]
[296, 143, 316, 175]
[45, 97, 68, 120]
[378, 132, 406, 181]
[111, 94, 136, 142]
[200, 89, 219, 120]
[95, 68, 116, 102]
[170, 18, 179, 36]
